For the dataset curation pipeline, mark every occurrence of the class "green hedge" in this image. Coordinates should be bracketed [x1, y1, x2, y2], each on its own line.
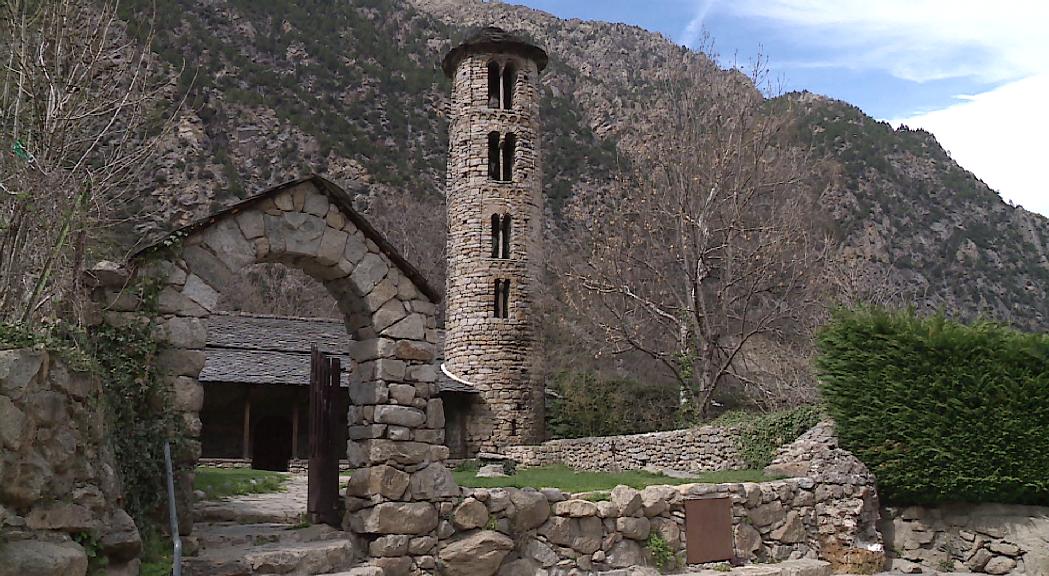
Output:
[816, 308, 1049, 506]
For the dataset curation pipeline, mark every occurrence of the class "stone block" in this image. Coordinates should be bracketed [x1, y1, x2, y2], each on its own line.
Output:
[26, 502, 100, 531]
[0, 349, 45, 400]
[156, 349, 206, 378]
[509, 489, 550, 531]
[318, 227, 349, 266]
[383, 314, 425, 341]
[0, 396, 26, 449]
[438, 530, 514, 576]
[426, 398, 445, 429]
[369, 534, 410, 557]
[374, 405, 425, 428]
[101, 509, 142, 563]
[372, 300, 406, 334]
[157, 317, 206, 349]
[611, 486, 642, 517]
[181, 274, 220, 312]
[236, 210, 265, 239]
[617, 516, 651, 540]
[452, 498, 489, 530]
[351, 253, 389, 295]
[388, 383, 416, 404]
[394, 340, 433, 362]
[181, 245, 232, 290]
[352, 502, 438, 535]
[0, 540, 88, 576]
[554, 499, 599, 518]
[201, 217, 255, 272]
[172, 377, 204, 412]
[410, 463, 459, 500]
[358, 439, 432, 466]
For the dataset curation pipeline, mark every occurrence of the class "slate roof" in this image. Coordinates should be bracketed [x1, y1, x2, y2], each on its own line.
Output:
[199, 312, 351, 387]
[442, 26, 548, 77]
[199, 312, 476, 393]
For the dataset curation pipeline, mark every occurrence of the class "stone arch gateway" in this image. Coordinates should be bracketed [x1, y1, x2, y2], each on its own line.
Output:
[92, 175, 458, 571]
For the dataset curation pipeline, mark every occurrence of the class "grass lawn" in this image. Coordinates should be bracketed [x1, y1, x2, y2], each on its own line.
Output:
[194, 467, 289, 500]
[452, 464, 771, 493]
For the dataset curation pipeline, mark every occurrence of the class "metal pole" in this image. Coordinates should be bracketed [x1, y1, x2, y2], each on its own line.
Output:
[164, 441, 182, 576]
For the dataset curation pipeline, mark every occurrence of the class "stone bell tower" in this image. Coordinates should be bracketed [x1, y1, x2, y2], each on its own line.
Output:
[441, 27, 547, 452]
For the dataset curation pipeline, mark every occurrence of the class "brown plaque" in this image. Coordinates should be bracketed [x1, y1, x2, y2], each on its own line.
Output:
[685, 497, 734, 564]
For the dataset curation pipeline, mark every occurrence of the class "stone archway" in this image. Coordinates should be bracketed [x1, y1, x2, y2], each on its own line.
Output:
[93, 175, 458, 571]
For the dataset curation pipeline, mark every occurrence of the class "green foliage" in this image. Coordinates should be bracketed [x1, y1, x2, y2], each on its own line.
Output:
[644, 533, 675, 572]
[547, 371, 679, 439]
[138, 525, 173, 576]
[193, 467, 289, 500]
[712, 406, 825, 469]
[73, 531, 108, 574]
[816, 308, 1049, 505]
[87, 321, 182, 522]
[452, 463, 768, 492]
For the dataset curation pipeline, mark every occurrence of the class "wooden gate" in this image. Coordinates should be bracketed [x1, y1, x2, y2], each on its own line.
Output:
[308, 345, 342, 526]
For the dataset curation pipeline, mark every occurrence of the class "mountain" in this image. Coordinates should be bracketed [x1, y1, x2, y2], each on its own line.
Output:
[116, 0, 1049, 331]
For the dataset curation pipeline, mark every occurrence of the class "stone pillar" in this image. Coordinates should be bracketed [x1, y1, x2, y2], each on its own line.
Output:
[441, 27, 549, 453]
[344, 307, 458, 573]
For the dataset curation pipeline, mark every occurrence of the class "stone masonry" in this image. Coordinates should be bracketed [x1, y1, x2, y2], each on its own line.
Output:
[505, 426, 748, 475]
[0, 349, 142, 576]
[442, 28, 548, 453]
[90, 175, 454, 572]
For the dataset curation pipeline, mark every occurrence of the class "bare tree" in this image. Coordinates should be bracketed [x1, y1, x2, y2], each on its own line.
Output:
[562, 56, 826, 418]
[0, 0, 176, 326]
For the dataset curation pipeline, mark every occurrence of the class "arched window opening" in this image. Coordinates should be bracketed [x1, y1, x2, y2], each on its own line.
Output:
[501, 133, 515, 182]
[493, 279, 510, 319]
[487, 61, 500, 108]
[490, 214, 501, 258]
[501, 213, 511, 259]
[487, 132, 501, 180]
[502, 63, 516, 109]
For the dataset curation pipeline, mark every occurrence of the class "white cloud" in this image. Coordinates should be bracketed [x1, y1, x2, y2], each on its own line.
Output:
[703, 0, 1049, 84]
[679, 0, 717, 48]
[891, 74, 1049, 216]
[678, 0, 1049, 216]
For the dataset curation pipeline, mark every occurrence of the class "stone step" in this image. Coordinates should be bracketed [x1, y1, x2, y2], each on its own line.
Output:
[184, 527, 355, 576]
[194, 522, 345, 550]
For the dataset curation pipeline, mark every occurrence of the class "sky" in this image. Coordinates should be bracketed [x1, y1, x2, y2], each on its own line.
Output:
[510, 0, 1049, 217]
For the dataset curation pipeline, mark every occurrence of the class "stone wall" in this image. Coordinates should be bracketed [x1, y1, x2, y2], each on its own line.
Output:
[505, 426, 746, 475]
[442, 35, 547, 453]
[882, 504, 1049, 575]
[432, 422, 885, 575]
[0, 348, 141, 576]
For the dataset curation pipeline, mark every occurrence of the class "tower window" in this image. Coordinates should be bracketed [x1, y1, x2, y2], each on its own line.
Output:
[501, 133, 515, 182]
[490, 213, 512, 259]
[487, 132, 501, 180]
[501, 213, 511, 258]
[487, 61, 501, 108]
[493, 279, 511, 319]
[502, 63, 516, 109]
[490, 214, 501, 258]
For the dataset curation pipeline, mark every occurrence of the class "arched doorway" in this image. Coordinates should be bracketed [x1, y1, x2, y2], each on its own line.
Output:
[98, 175, 459, 569]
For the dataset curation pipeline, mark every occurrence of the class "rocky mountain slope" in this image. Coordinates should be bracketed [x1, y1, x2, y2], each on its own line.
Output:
[117, 0, 1049, 330]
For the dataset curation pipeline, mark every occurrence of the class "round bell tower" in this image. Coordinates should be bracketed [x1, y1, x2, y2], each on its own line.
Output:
[441, 27, 547, 452]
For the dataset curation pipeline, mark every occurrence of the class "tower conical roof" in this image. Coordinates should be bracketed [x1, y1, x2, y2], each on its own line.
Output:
[442, 26, 548, 77]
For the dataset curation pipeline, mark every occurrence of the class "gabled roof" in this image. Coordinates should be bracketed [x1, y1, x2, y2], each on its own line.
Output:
[199, 312, 351, 387]
[132, 175, 440, 303]
[198, 312, 477, 393]
[442, 26, 548, 77]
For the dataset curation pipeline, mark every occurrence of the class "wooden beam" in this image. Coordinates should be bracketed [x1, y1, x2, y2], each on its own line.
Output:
[242, 388, 252, 460]
[291, 400, 300, 461]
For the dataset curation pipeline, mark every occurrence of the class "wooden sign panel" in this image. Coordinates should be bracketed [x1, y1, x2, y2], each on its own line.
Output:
[685, 496, 735, 564]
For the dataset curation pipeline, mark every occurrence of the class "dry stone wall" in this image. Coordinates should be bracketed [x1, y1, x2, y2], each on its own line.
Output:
[0, 349, 142, 576]
[443, 43, 546, 453]
[882, 504, 1049, 575]
[435, 422, 884, 575]
[505, 426, 747, 475]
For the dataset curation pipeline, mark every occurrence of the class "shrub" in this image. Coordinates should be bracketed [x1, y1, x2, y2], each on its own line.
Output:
[546, 371, 678, 439]
[816, 308, 1049, 506]
[712, 405, 824, 469]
